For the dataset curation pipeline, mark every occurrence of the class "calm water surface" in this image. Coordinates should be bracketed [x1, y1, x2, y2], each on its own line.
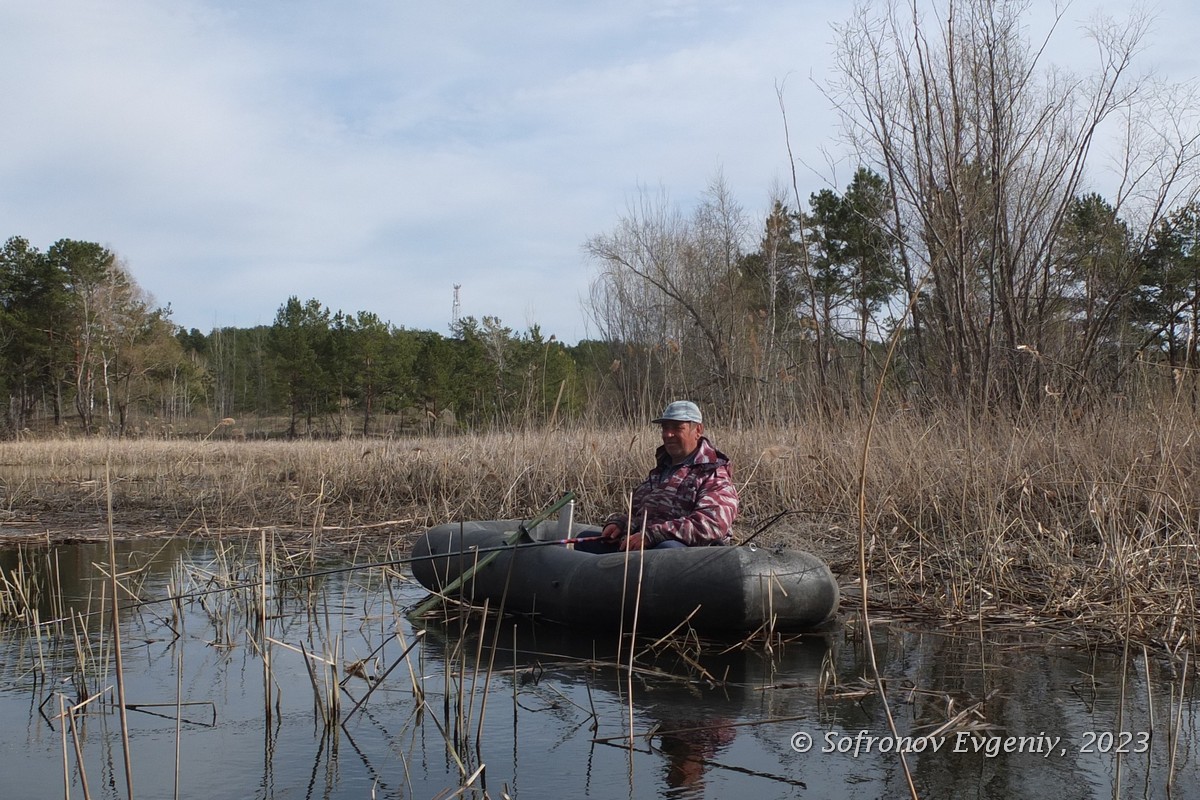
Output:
[0, 539, 1197, 799]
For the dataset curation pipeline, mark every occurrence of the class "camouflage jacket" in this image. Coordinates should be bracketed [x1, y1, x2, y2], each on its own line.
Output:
[606, 437, 739, 546]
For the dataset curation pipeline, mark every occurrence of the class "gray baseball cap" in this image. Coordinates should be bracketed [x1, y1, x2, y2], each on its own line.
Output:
[651, 400, 703, 424]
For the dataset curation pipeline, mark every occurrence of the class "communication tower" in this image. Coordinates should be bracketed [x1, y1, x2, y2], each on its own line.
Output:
[452, 284, 461, 328]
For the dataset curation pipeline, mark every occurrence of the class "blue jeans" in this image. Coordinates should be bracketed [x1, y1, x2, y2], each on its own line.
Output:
[570, 529, 687, 553]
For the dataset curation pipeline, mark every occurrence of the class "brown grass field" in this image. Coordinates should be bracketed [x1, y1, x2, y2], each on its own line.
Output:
[0, 406, 1197, 651]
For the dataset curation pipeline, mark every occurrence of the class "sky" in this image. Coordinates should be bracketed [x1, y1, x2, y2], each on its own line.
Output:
[2, 1, 1198, 344]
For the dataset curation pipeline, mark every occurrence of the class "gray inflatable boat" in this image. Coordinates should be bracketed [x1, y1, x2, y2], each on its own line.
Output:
[409, 520, 839, 632]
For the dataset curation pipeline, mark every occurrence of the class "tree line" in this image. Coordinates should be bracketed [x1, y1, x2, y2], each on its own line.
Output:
[0, 243, 609, 438]
[586, 176, 1200, 423]
[587, 0, 1200, 421]
[3, 185, 1198, 439]
[189, 304, 592, 437]
[0, 237, 178, 436]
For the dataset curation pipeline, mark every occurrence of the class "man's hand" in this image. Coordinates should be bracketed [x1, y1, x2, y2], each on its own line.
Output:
[600, 523, 623, 542]
[619, 532, 648, 551]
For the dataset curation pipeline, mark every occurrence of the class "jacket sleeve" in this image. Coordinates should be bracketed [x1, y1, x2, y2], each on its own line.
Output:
[644, 464, 739, 546]
[604, 511, 630, 532]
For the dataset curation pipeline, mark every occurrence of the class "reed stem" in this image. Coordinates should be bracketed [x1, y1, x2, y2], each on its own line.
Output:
[105, 453, 135, 800]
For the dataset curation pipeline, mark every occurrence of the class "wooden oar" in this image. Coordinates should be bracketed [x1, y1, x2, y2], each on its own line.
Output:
[408, 492, 576, 618]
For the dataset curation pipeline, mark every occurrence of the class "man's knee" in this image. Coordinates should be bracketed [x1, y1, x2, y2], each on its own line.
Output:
[653, 539, 687, 549]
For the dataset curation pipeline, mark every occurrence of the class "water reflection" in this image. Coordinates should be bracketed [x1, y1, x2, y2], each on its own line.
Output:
[0, 538, 195, 623]
[419, 614, 830, 798]
[659, 721, 736, 794]
[0, 539, 1198, 799]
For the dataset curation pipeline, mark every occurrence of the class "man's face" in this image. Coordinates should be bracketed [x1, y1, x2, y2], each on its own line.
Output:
[660, 420, 702, 462]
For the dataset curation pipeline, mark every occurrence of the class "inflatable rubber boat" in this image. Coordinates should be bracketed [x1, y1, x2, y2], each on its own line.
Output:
[409, 519, 839, 632]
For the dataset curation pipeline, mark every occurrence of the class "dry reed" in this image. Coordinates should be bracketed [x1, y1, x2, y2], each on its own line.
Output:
[104, 455, 135, 800]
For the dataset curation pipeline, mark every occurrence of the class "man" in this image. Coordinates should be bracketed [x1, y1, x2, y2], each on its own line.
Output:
[575, 400, 739, 552]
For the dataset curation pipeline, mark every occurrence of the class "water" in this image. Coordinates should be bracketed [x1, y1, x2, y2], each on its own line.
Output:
[0, 540, 1197, 799]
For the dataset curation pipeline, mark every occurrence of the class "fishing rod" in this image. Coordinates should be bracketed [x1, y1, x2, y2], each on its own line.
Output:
[16, 501, 802, 631]
[21, 492, 581, 631]
[22, 535, 583, 631]
[29, 513, 795, 631]
[738, 509, 798, 548]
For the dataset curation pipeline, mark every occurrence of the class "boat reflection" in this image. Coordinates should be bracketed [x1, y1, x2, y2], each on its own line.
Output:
[416, 612, 832, 797]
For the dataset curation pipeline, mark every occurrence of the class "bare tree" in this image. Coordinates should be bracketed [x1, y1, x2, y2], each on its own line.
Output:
[740, 192, 821, 418]
[585, 174, 754, 420]
[828, 0, 1200, 411]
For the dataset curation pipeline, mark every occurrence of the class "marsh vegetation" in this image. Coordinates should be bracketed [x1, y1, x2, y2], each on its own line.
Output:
[2, 401, 1197, 651]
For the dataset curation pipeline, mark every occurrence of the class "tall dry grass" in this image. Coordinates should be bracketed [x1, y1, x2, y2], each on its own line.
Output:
[0, 403, 1197, 650]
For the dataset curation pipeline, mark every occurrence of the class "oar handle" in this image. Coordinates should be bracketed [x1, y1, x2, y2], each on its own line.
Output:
[515, 491, 577, 542]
